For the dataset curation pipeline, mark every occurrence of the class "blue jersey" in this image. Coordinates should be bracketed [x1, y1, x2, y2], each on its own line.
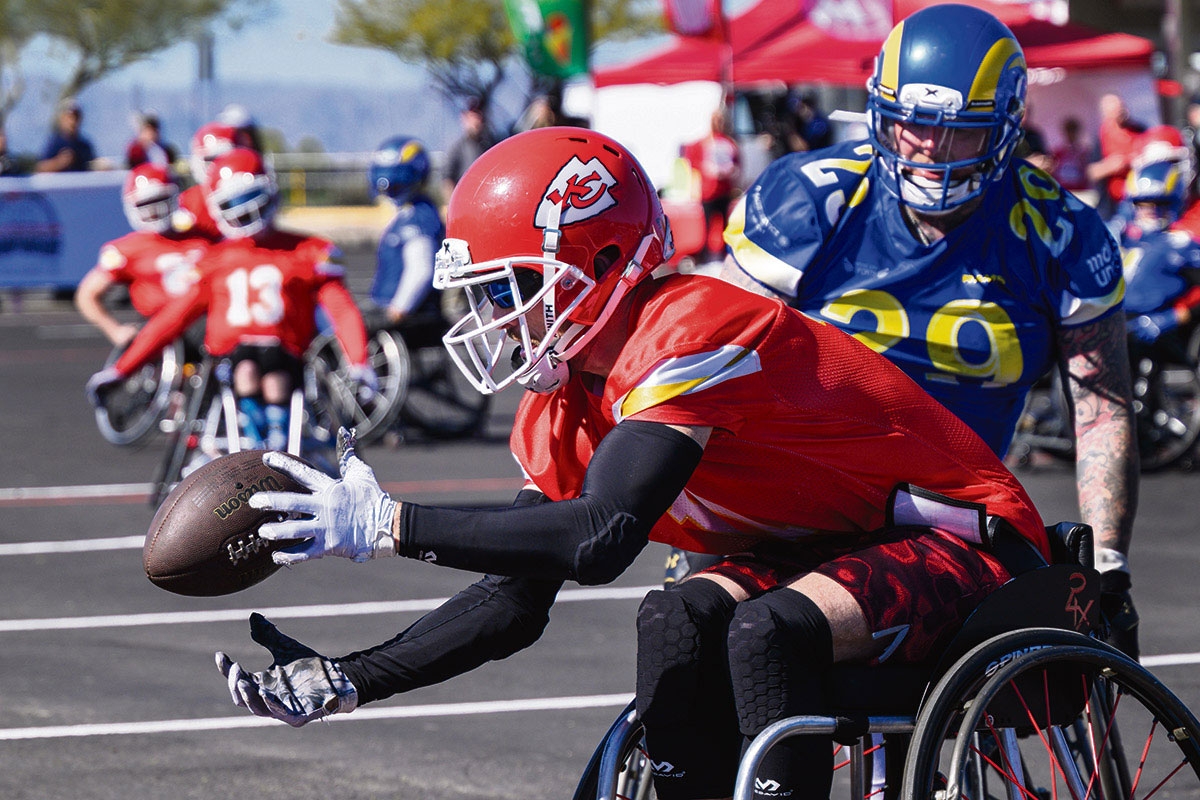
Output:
[726, 140, 1125, 455]
[369, 195, 445, 316]
[1120, 227, 1200, 315]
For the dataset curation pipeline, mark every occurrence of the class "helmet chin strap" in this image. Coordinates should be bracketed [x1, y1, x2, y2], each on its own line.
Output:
[517, 232, 657, 395]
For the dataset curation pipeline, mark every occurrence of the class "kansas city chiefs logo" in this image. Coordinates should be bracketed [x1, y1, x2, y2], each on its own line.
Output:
[535, 156, 618, 227]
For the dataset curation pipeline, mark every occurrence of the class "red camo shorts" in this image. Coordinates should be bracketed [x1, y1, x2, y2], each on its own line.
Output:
[698, 526, 1012, 665]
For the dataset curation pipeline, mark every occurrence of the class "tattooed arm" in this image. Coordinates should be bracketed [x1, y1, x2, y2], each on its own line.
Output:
[1059, 313, 1139, 558]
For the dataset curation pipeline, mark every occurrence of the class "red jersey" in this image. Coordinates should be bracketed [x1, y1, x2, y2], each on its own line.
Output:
[1171, 199, 1200, 243]
[1098, 118, 1142, 203]
[115, 230, 367, 374]
[94, 231, 209, 317]
[510, 275, 1048, 558]
[174, 184, 223, 242]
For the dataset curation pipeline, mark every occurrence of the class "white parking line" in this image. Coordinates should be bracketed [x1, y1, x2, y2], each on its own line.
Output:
[0, 535, 144, 555]
[0, 693, 635, 740]
[0, 478, 519, 508]
[0, 585, 656, 633]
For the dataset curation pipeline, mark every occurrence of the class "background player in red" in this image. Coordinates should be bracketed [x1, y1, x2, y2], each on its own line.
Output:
[173, 121, 240, 243]
[87, 148, 374, 451]
[75, 163, 210, 347]
[212, 129, 1049, 800]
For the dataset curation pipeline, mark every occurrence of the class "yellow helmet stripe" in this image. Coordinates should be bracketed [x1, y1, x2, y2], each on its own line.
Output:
[968, 37, 1025, 108]
[878, 21, 906, 96]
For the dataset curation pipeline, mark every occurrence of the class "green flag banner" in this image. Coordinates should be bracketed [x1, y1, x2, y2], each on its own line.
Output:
[504, 0, 590, 78]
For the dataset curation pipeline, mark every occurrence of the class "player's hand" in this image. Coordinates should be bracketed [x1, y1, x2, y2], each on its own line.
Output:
[1127, 310, 1177, 345]
[111, 323, 140, 349]
[215, 612, 357, 728]
[249, 427, 398, 564]
[85, 366, 125, 408]
[347, 363, 379, 402]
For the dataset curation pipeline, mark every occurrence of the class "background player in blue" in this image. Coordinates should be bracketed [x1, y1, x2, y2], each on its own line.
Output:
[1117, 131, 1200, 347]
[367, 136, 445, 326]
[719, 4, 1140, 655]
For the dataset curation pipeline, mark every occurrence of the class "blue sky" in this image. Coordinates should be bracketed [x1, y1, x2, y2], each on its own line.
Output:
[25, 0, 425, 90]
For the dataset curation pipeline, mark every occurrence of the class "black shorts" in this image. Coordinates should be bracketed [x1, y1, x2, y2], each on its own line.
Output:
[227, 343, 304, 385]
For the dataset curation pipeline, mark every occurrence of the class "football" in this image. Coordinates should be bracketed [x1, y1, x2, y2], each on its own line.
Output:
[144, 449, 310, 596]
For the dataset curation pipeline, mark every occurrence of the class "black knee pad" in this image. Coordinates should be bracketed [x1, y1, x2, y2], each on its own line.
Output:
[728, 588, 833, 737]
[636, 578, 737, 727]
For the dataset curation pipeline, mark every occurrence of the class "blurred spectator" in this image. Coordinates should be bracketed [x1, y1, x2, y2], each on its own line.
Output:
[35, 97, 96, 173]
[681, 106, 741, 263]
[512, 94, 559, 134]
[1087, 93, 1146, 218]
[1184, 94, 1200, 193]
[0, 126, 18, 175]
[1017, 109, 1052, 172]
[787, 89, 833, 153]
[125, 112, 177, 169]
[1051, 117, 1093, 194]
[442, 97, 496, 203]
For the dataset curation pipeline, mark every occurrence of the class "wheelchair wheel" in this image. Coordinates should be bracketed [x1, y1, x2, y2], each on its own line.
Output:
[399, 344, 490, 439]
[307, 329, 409, 446]
[1132, 352, 1200, 472]
[573, 701, 654, 800]
[903, 628, 1200, 800]
[148, 360, 214, 508]
[1008, 371, 1074, 468]
[94, 339, 184, 447]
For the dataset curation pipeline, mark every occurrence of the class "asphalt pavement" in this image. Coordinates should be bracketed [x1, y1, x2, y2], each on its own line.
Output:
[1, 247, 1199, 799]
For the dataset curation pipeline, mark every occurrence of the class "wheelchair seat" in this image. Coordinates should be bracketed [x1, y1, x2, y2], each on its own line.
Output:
[823, 562, 1102, 727]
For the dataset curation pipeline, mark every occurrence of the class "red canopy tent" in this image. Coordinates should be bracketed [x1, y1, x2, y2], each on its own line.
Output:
[593, 0, 1155, 88]
[592, 0, 807, 87]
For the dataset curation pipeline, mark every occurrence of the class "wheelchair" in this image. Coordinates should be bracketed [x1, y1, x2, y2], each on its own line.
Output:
[147, 354, 338, 507]
[1008, 324, 1200, 473]
[306, 302, 490, 446]
[577, 524, 1200, 800]
[93, 338, 188, 447]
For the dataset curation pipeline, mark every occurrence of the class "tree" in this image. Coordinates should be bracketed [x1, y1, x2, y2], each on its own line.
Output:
[0, 0, 40, 128]
[24, 0, 267, 105]
[332, 0, 662, 109]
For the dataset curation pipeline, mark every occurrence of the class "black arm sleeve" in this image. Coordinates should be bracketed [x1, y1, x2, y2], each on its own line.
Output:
[336, 572, 564, 704]
[398, 420, 705, 585]
[337, 487, 559, 704]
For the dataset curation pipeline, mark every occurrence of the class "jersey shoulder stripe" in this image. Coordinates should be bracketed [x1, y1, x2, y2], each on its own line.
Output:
[614, 345, 762, 423]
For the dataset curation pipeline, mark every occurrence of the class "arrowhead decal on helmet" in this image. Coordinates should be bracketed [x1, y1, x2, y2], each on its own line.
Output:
[536, 157, 618, 227]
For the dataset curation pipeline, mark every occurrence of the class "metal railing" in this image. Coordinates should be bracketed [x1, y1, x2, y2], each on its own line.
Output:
[266, 151, 447, 207]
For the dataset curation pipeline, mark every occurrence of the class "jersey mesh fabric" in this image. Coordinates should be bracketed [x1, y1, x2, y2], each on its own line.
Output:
[510, 274, 1048, 558]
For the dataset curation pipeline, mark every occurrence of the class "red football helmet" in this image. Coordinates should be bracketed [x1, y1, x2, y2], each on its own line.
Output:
[189, 122, 239, 185]
[434, 127, 673, 394]
[122, 163, 179, 234]
[203, 147, 278, 239]
[1132, 124, 1190, 171]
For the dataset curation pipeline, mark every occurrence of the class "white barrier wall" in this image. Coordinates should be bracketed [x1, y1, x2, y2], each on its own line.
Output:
[0, 171, 130, 290]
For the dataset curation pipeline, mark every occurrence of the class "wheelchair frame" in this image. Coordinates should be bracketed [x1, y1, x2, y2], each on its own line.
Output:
[579, 530, 1200, 800]
[147, 354, 336, 507]
[307, 315, 490, 446]
[1008, 324, 1200, 473]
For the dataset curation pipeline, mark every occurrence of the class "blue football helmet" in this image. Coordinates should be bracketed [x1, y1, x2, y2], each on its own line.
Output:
[369, 136, 431, 203]
[867, 4, 1027, 214]
[1126, 158, 1190, 230]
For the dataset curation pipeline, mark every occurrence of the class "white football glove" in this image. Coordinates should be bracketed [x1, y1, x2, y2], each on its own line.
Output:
[215, 613, 357, 728]
[249, 427, 398, 564]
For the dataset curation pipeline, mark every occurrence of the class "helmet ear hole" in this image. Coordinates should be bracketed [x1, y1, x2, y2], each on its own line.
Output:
[593, 245, 621, 279]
